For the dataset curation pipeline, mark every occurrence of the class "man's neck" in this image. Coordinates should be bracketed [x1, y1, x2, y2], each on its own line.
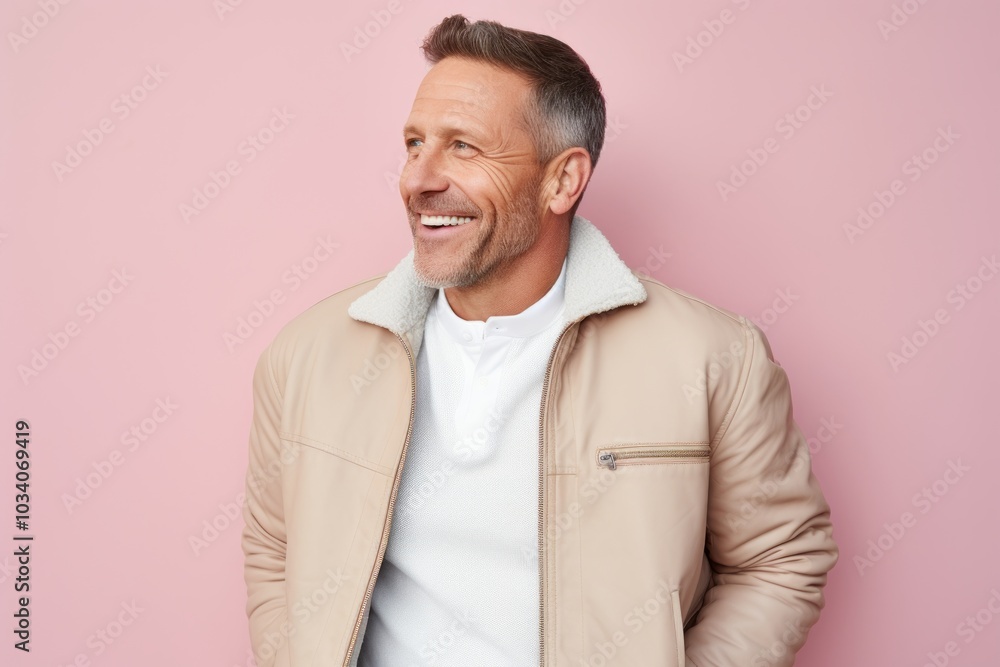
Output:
[443, 225, 569, 322]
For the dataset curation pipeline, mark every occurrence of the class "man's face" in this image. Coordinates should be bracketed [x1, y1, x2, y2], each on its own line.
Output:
[401, 56, 546, 288]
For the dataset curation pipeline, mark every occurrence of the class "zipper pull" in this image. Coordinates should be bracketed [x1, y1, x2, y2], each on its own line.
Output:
[598, 451, 616, 470]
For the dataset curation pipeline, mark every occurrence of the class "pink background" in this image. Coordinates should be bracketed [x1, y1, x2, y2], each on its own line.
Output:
[2, 0, 999, 665]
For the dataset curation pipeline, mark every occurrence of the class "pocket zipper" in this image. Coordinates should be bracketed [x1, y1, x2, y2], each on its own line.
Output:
[597, 443, 710, 470]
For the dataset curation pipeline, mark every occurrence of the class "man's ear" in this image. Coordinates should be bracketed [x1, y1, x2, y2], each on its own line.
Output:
[543, 147, 593, 216]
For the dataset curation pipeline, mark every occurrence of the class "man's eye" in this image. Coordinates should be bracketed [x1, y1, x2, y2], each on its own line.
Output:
[406, 138, 422, 148]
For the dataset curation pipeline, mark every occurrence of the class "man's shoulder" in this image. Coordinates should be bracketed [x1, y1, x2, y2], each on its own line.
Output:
[629, 274, 750, 342]
[629, 274, 784, 380]
[263, 271, 389, 356]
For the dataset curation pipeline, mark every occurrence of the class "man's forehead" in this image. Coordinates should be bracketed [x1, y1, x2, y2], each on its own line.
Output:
[414, 58, 530, 104]
[403, 102, 491, 138]
[412, 79, 495, 113]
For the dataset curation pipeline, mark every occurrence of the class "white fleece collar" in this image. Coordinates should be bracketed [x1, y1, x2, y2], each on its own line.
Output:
[347, 214, 647, 356]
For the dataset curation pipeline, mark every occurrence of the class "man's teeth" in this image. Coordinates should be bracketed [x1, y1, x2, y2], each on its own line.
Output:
[421, 214, 476, 227]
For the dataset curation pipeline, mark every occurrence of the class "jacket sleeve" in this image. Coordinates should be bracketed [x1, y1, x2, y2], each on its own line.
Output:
[241, 343, 293, 667]
[683, 318, 839, 667]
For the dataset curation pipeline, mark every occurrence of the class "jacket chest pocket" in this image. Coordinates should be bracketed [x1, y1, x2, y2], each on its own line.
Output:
[596, 442, 710, 470]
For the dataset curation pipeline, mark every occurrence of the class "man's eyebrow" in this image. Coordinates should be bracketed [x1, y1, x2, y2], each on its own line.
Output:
[402, 122, 484, 141]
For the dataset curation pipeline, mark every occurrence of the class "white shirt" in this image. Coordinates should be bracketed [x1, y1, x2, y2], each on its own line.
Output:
[358, 257, 569, 666]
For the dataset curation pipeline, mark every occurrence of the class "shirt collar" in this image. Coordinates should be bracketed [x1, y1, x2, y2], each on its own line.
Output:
[347, 215, 648, 358]
[433, 255, 568, 344]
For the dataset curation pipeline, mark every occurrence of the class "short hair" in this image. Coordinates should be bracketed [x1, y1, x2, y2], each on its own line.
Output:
[420, 15, 607, 182]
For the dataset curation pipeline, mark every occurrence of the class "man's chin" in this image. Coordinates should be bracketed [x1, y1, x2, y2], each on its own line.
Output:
[413, 273, 454, 289]
[412, 262, 463, 288]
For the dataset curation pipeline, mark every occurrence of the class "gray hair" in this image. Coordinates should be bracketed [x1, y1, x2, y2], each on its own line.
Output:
[420, 14, 607, 174]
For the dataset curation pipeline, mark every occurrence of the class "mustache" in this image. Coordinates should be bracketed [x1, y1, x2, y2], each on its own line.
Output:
[408, 195, 481, 218]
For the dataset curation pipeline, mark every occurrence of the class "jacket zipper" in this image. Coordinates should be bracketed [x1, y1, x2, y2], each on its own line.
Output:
[597, 444, 710, 470]
[343, 305, 631, 663]
[536, 321, 575, 666]
[342, 333, 417, 667]
[343, 319, 567, 666]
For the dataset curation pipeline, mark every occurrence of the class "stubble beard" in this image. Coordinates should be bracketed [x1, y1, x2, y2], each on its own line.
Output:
[411, 176, 543, 289]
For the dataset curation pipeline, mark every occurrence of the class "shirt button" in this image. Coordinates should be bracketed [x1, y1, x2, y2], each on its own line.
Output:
[478, 376, 489, 387]
[461, 331, 473, 341]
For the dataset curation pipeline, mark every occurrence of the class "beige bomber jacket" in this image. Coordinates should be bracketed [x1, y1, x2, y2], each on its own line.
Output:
[241, 215, 839, 666]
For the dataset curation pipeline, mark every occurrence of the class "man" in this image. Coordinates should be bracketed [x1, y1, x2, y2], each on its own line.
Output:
[241, 14, 838, 667]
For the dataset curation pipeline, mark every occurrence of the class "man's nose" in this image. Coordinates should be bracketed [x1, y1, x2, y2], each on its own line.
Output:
[400, 146, 449, 197]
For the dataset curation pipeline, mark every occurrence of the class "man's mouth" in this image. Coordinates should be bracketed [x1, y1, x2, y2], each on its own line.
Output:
[420, 214, 477, 227]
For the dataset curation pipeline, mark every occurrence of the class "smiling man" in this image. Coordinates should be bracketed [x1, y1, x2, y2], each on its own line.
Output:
[241, 14, 838, 667]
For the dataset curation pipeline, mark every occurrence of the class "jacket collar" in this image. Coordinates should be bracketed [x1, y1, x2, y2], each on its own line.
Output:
[347, 214, 647, 356]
